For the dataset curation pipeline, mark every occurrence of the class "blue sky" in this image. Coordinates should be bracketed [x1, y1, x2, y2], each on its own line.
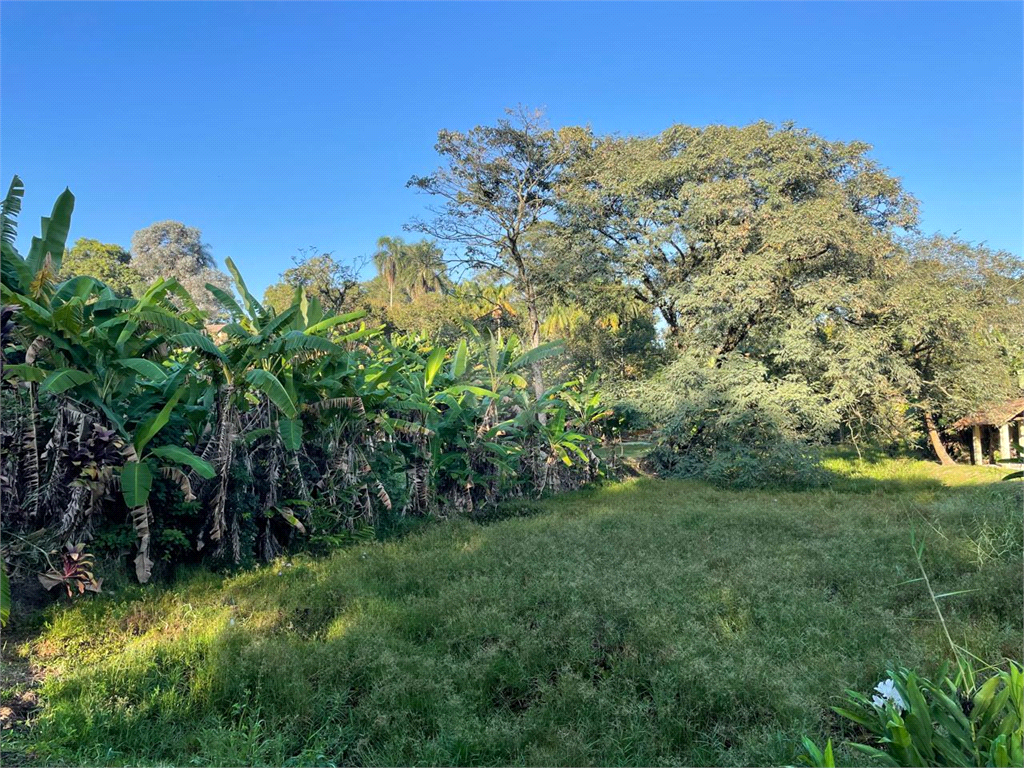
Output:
[2, 1, 1021, 297]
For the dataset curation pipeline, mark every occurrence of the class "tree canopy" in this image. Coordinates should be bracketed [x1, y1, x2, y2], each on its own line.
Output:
[262, 250, 360, 316]
[130, 221, 231, 316]
[61, 238, 138, 296]
[408, 107, 591, 397]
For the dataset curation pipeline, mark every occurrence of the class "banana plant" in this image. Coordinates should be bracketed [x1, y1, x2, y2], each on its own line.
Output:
[183, 262, 383, 556]
[119, 369, 215, 582]
[1, 175, 611, 583]
[1, 178, 215, 581]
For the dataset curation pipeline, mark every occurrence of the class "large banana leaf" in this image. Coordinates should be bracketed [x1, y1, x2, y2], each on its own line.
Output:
[39, 368, 94, 395]
[424, 346, 446, 388]
[2, 364, 47, 383]
[1, 175, 24, 246]
[246, 369, 298, 418]
[510, 340, 565, 372]
[26, 186, 75, 276]
[225, 257, 265, 322]
[450, 337, 469, 378]
[133, 386, 186, 454]
[169, 332, 226, 360]
[444, 384, 499, 399]
[304, 309, 367, 335]
[279, 418, 303, 451]
[116, 358, 168, 382]
[205, 283, 247, 321]
[252, 306, 299, 342]
[53, 275, 104, 303]
[272, 331, 340, 356]
[149, 445, 216, 479]
[121, 460, 154, 508]
[121, 309, 194, 336]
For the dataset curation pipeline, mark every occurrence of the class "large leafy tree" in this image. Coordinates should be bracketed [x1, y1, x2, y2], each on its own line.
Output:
[130, 221, 231, 316]
[877, 235, 1023, 463]
[263, 250, 360, 316]
[61, 238, 138, 296]
[407, 107, 590, 398]
[557, 123, 930, 475]
[558, 121, 918, 356]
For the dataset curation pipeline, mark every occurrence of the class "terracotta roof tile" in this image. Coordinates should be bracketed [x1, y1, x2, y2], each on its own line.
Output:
[953, 397, 1024, 429]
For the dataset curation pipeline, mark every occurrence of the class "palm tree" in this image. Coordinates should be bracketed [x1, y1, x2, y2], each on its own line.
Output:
[541, 302, 586, 338]
[456, 282, 519, 343]
[373, 236, 406, 308]
[403, 240, 449, 297]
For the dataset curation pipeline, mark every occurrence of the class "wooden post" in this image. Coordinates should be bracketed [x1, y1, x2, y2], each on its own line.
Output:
[988, 427, 1000, 464]
[972, 425, 984, 465]
[999, 423, 1012, 462]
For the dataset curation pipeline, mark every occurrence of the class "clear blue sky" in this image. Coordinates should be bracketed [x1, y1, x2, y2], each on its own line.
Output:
[2, 1, 1021, 297]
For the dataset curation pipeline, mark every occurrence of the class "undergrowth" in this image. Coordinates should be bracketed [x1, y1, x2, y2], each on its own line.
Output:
[3, 456, 1021, 767]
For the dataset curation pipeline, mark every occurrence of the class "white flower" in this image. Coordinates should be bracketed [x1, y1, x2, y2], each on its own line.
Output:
[871, 678, 906, 711]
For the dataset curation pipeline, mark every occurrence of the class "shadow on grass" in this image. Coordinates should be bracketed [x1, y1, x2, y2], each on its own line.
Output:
[11, 452, 1024, 767]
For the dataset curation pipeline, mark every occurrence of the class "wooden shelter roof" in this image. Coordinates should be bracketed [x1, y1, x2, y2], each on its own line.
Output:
[953, 397, 1024, 429]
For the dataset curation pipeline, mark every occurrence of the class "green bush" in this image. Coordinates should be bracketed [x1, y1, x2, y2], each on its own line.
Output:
[627, 352, 834, 488]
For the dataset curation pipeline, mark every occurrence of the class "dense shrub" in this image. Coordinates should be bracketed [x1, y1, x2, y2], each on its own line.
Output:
[622, 352, 834, 488]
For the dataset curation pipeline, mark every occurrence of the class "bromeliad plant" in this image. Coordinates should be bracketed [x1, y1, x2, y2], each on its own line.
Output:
[37, 542, 103, 598]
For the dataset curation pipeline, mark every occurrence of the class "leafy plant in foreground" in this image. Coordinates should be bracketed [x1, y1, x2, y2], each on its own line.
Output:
[798, 532, 1024, 767]
[37, 543, 103, 597]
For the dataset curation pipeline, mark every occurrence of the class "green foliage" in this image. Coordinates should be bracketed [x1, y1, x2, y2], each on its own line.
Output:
[558, 121, 916, 346]
[7, 457, 1020, 767]
[0, 566, 9, 627]
[409, 108, 594, 394]
[60, 238, 137, 296]
[801, 662, 1023, 767]
[262, 250, 360, 316]
[628, 353, 833, 487]
[798, 737, 836, 767]
[129, 220, 231, 316]
[0, 177, 609, 590]
[550, 119, 1021, 465]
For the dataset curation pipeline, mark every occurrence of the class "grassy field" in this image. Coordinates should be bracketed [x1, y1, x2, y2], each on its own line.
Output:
[3, 455, 1021, 767]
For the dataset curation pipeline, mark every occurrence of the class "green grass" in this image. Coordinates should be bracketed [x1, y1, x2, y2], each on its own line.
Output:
[5, 455, 1022, 767]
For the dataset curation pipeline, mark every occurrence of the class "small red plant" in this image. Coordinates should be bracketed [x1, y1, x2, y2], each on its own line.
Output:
[38, 543, 103, 597]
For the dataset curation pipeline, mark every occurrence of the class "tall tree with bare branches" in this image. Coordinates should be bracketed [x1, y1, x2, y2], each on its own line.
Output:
[407, 107, 590, 397]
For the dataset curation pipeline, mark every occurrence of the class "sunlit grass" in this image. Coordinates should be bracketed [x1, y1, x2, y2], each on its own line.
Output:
[6, 456, 1022, 767]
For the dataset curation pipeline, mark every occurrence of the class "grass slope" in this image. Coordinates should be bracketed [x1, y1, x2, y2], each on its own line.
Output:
[4, 455, 1022, 767]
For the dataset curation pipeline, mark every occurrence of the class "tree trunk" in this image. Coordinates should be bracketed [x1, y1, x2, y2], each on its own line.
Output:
[522, 281, 547, 426]
[523, 282, 544, 397]
[527, 303, 544, 399]
[923, 410, 954, 465]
